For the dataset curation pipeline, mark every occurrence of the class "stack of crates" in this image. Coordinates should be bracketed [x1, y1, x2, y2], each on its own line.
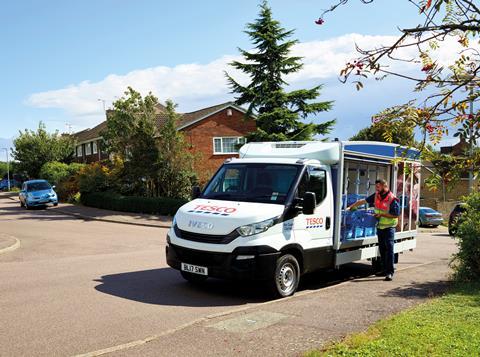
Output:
[341, 194, 378, 241]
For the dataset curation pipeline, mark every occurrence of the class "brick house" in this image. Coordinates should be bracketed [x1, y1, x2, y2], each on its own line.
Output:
[73, 102, 256, 180]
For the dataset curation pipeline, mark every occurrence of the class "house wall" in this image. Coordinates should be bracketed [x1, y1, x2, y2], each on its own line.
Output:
[182, 108, 256, 183]
[74, 140, 108, 164]
[420, 164, 478, 217]
[72, 107, 256, 183]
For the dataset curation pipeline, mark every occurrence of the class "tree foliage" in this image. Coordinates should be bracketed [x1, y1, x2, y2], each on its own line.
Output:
[452, 191, 480, 281]
[423, 150, 464, 199]
[102, 87, 162, 196]
[350, 117, 416, 146]
[101, 88, 196, 199]
[39, 161, 84, 186]
[0, 161, 18, 179]
[226, 1, 335, 141]
[156, 100, 197, 199]
[102, 87, 160, 193]
[320, 0, 480, 152]
[12, 122, 74, 178]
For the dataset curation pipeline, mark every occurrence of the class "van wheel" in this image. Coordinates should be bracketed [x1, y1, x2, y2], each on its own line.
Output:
[180, 271, 208, 284]
[270, 254, 300, 298]
[371, 257, 382, 273]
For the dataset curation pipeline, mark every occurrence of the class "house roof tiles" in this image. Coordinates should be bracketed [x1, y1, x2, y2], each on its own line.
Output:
[74, 101, 247, 143]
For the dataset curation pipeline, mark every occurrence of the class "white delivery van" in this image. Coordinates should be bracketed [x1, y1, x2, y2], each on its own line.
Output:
[166, 141, 421, 297]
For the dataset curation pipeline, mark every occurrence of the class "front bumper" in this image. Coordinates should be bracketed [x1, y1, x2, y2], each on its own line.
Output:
[166, 243, 280, 281]
[27, 198, 58, 206]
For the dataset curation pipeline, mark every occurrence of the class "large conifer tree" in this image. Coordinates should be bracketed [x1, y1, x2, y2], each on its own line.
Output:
[226, 1, 334, 142]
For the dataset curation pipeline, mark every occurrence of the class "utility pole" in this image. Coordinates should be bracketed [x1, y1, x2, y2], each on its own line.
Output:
[468, 84, 475, 194]
[98, 99, 106, 118]
[65, 122, 73, 135]
[1, 148, 10, 191]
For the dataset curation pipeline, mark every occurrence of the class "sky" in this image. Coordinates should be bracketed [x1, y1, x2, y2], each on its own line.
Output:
[0, 0, 462, 150]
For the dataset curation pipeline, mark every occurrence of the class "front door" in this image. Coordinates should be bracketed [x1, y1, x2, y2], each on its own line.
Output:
[293, 165, 334, 250]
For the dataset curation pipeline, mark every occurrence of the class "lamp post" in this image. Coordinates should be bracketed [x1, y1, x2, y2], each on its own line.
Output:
[458, 73, 479, 194]
[468, 84, 474, 193]
[98, 98, 106, 118]
[1, 148, 10, 191]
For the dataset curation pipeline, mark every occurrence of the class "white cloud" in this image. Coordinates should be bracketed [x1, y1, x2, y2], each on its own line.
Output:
[27, 33, 471, 132]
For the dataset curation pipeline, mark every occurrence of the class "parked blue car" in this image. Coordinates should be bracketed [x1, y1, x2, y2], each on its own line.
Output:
[419, 207, 443, 227]
[0, 178, 21, 191]
[19, 180, 58, 209]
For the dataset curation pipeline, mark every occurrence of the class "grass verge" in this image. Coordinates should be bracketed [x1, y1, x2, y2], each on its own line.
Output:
[306, 282, 480, 356]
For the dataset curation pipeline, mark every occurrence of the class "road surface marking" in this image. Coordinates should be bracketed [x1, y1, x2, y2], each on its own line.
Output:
[0, 234, 20, 255]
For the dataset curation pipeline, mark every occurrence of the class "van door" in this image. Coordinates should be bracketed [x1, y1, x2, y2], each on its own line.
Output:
[293, 164, 334, 271]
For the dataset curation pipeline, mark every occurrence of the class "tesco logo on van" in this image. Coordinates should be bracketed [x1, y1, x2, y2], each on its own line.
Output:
[188, 204, 237, 216]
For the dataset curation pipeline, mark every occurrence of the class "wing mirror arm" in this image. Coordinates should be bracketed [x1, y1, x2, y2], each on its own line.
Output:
[191, 186, 201, 199]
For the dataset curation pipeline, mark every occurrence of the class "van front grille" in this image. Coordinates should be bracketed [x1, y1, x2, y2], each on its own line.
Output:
[173, 225, 239, 244]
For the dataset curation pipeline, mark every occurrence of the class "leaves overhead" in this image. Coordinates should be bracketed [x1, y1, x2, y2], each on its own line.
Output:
[318, 0, 480, 196]
[321, 0, 480, 177]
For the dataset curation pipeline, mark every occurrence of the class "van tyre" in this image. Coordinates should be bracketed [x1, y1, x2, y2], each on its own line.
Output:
[180, 271, 208, 284]
[371, 257, 382, 273]
[270, 254, 300, 298]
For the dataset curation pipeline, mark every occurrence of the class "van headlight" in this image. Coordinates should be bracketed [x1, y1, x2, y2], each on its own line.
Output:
[236, 217, 277, 237]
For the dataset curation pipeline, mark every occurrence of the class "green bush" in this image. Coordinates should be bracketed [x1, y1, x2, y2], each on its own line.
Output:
[39, 161, 69, 185]
[0, 161, 18, 179]
[452, 192, 480, 281]
[80, 191, 187, 216]
[40, 162, 85, 202]
[77, 162, 113, 194]
[40, 161, 85, 185]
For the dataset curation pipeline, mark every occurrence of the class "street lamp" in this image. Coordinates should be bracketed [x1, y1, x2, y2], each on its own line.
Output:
[1, 148, 10, 191]
[458, 73, 479, 194]
[98, 98, 106, 118]
[466, 80, 479, 194]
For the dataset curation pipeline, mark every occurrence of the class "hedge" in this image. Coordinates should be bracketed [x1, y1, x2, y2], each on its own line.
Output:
[80, 191, 187, 216]
[452, 192, 480, 281]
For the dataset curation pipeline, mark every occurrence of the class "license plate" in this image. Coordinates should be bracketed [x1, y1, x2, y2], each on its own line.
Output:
[181, 263, 208, 276]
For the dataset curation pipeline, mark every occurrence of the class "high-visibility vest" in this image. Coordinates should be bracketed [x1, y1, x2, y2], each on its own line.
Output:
[374, 191, 398, 229]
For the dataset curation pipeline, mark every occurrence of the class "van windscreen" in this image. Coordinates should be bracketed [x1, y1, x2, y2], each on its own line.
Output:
[202, 163, 301, 204]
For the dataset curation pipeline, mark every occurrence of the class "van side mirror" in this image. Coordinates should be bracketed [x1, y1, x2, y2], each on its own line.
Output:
[302, 192, 316, 215]
[192, 186, 201, 199]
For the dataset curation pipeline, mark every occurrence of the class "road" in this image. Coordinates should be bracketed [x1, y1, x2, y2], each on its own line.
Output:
[0, 195, 456, 356]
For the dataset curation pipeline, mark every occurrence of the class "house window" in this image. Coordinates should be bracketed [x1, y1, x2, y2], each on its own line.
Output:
[76, 145, 83, 157]
[92, 141, 98, 154]
[85, 142, 92, 155]
[213, 137, 246, 154]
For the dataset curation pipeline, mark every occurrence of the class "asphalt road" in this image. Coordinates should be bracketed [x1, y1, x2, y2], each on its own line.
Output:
[0, 195, 456, 356]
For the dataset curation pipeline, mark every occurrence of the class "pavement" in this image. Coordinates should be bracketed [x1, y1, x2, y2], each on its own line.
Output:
[5, 193, 172, 228]
[0, 193, 457, 357]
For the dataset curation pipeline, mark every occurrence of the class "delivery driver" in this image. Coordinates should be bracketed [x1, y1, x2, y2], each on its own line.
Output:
[347, 179, 400, 281]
